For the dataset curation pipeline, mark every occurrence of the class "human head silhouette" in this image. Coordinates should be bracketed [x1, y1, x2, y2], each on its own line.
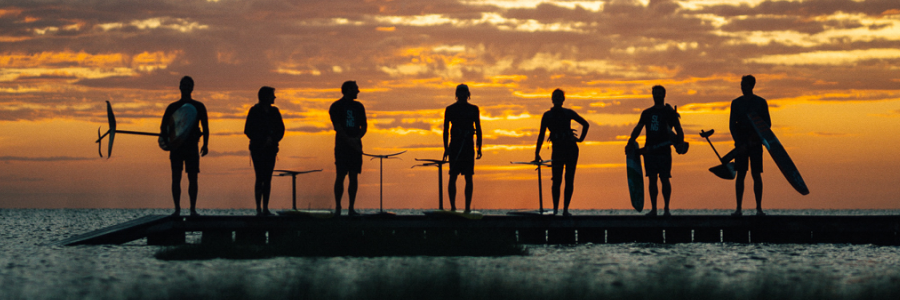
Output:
[341, 81, 359, 100]
[741, 75, 755, 96]
[258, 86, 275, 105]
[179, 76, 194, 97]
[652, 85, 666, 105]
[455, 84, 470, 102]
[552, 88, 565, 107]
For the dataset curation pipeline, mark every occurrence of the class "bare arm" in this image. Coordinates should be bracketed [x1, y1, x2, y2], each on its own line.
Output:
[535, 114, 547, 161]
[625, 120, 643, 154]
[442, 108, 450, 160]
[475, 108, 483, 159]
[573, 112, 589, 143]
[200, 105, 209, 156]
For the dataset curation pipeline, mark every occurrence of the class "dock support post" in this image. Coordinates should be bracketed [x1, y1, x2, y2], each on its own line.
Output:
[235, 230, 266, 245]
[147, 230, 185, 246]
[201, 230, 233, 245]
[692, 229, 721, 243]
[722, 228, 749, 243]
[607, 228, 663, 243]
[547, 229, 576, 244]
[577, 229, 605, 244]
[517, 229, 546, 244]
[664, 229, 692, 243]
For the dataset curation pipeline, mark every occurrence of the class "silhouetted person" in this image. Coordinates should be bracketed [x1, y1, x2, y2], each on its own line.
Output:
[534, 89, 589, 216]
[330, 81, 367, 216]
[443, 84, 482, 213]
[730, 75, 770, 217]
[626, 85, 684, 217]
[244, 86, 285, 217]
[160, 76, 209, 217]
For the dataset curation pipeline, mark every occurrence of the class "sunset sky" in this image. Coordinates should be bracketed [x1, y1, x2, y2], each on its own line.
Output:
[1, 0, 899, 211]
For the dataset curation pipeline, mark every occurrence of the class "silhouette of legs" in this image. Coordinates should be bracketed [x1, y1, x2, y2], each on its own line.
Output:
[187, 172, 198, 216]
[252, 151, 276, 216]
[661, 177, 671, 216]
[171, 169, 182, 216]
[735, 170, 762, 216]
[334, 170, 358, 216]
[448, 173, 459, 211]
[464, 174, 473, 213]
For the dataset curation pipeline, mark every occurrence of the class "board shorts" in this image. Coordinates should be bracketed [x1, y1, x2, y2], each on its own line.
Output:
[334, 142, 362, 174]
[550, 143, 578, 181]
[734, 144, 763, 173]
[170, 142, 200, 174]
[643, 151, 672, 178]
[447, 139, 475, 176]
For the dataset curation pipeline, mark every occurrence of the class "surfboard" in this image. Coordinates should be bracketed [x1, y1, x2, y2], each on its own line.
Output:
[159, 103, 197, 151]
[626, 141, 644, 212]
[747, 112, 810, 195]
[277, 209, 335, 219]
[423, 210, 483, 220]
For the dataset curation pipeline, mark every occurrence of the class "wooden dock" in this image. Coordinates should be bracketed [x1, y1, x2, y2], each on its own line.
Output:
[53, 214, 900, 246]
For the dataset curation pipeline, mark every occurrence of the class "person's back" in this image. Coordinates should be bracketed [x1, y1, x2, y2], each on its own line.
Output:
[640, 104, 679, 154]
[443, 84, 482, 212]
[544, 107, 578, 146]
[728, 75, 769, 217]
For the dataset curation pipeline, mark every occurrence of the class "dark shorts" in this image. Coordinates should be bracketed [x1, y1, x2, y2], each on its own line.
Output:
[644, 151, 672, 178]
[170, 142, 200, 174]
[335, 144, 362, 174]
[448, 140, 475, 176]
[735, 144, 763, 173]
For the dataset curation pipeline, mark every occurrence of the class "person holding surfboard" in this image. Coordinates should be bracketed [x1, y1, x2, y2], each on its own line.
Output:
[729, 75, 770, 217]
[159, 76, 209, 217]
[534, 89, 589, 217]
[625, 85, 684, 217]
[244, 86, 285, 217]
[330, 81, 367, 217]
[443, 84, 483, 213]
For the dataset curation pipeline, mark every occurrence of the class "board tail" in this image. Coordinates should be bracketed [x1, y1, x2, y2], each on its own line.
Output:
[105, 101, 117, 158]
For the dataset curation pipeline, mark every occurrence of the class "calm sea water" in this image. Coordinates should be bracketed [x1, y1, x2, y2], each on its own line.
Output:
[2, 209, 900, 299]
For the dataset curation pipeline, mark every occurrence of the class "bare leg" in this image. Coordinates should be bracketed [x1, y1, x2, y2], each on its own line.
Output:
[187, 172, 198, 216]
[348, 172, 358, 215]
[647, 176, 658, 216]
[734, 170, 747, 216]
[551, 164, 564, 214]
[334, 171, 347, 216]
[464, 174, 473, 212]
[448, 173, 458, 211]
[562, 162, 576, 216]
[171, 169, 182, 216]
[752, 172, 763, 215]
[661, 177, 671, 216]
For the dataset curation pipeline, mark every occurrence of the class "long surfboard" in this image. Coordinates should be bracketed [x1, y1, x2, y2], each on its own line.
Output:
[626, 141, 644, 212]
[748, 112, 809, 195]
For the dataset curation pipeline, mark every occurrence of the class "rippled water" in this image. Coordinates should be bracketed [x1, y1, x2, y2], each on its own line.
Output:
[2, 209, 900, 299]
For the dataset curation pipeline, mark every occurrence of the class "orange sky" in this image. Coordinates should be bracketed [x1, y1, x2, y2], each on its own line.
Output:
[2, 0, 900, 210]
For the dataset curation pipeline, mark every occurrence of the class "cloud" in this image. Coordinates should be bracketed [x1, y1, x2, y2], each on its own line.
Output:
[0, 156, 94, 162]
[745, 48, 900, 66]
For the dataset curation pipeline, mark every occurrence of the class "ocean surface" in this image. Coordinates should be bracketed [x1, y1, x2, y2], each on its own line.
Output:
[2, 209, 900, 299]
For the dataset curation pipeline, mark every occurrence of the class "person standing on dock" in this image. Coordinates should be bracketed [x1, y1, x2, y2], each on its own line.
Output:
[534, 89, 589, 216]
[244, 86, 285, 217]
[330, 81, 367, 217]
[443, 84, 483, 213]
[626, 85, 684, 217]
[729, 75, 770, 217]
[160, 76, 209, 217]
